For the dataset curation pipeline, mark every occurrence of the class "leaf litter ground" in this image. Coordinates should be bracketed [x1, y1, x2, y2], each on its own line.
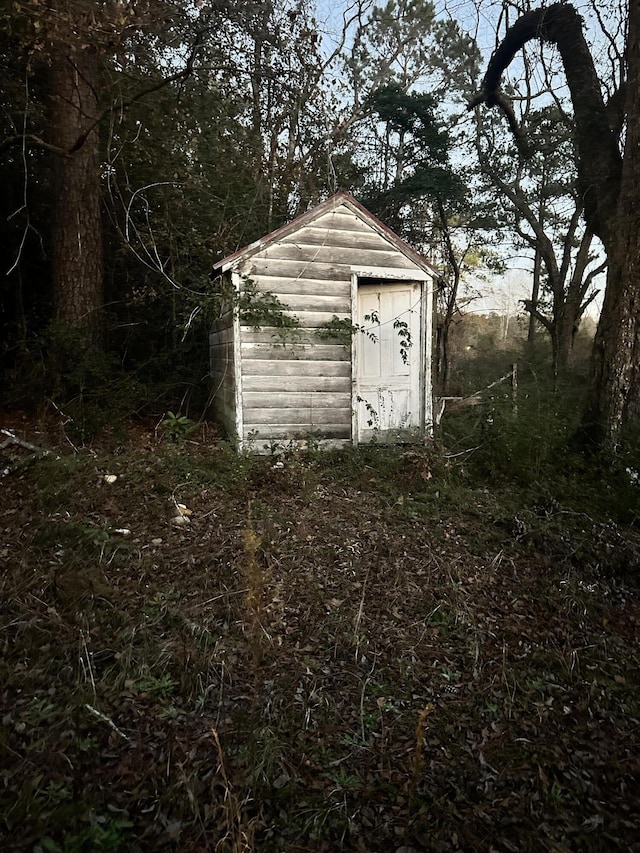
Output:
[1, 416, 639, 852]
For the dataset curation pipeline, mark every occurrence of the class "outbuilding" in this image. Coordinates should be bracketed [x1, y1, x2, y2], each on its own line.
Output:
[210, 191, 438, 451]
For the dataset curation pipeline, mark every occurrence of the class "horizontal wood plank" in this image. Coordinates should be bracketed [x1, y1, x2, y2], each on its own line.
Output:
[241, 359, 351, 377]
[210, 389, 236, 429]
[244, 277, 350, 298]
[209, 315, 234, 335]
[237, 289, 349, 313]
[240, 342, 349, 361]
[240, 328, 348, 346]
[260, 242, 414, 268]
[243, 423, 351, 439]
[243, 408, 352, 425]
[241, 292, 350, 313]
[243, 391, 350, 409]
[209, 329, 234, 345]
[209, 349, 234, 362]
[248, 437, 351, 452]
[212, 382, 235, 400]
[312, 210, 375, 233]
[212, 401, 235, 422]
[280, 226, 397, 251]
[242, 375, 350, 392]
[245, 257, 417, 281]
[239, 311, 349, 329]
[244, 259, 350, 281]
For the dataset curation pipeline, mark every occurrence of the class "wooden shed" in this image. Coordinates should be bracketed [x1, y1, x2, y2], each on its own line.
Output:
[210, 191, 438, 451]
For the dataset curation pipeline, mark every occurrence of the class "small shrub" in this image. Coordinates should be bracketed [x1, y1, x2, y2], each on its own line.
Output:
[160, 410, 196, 443]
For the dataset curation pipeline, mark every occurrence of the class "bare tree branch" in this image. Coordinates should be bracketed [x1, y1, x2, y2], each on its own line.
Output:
[469, 2, 622, 244]
[521, 299, 553, 333]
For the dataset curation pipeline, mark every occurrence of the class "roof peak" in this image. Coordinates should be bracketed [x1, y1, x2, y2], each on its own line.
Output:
[212, 191, 437, 276]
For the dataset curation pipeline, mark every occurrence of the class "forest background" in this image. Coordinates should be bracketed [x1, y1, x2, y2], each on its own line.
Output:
[0, 0, 623, 448]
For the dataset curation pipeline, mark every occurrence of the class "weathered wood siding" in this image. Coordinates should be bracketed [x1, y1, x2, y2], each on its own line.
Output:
[209, 312, 237, 439]
[211, 198, 434, 449]
[234, 206, 420, 444]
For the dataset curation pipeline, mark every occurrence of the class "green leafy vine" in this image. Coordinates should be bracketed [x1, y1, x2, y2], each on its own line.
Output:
[315, 315, 378, 347]
[236, 277, 301, 346]
[393, 318, 412, 364]
[357, 394, 380, 429]
[317, 311, 412, 364]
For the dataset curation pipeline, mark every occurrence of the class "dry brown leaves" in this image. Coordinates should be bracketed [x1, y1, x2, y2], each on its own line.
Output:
[1, 419, 639, 851]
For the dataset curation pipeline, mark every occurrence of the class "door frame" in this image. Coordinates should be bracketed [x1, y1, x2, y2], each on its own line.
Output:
[350, 266, 433, 446]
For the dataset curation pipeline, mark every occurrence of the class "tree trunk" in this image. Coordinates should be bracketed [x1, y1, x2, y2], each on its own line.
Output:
[435, 201, 460, 395]
[49, 47, 103, 345]
[528, 247, 541, 343]
[581, 1, 640, 450]
[556, 309, 575, 373]
[583, 228, 640, 448]
[439, 319, 453, 394]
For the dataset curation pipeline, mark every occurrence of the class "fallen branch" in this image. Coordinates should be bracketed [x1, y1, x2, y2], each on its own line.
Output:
[435, 368, 517, 424]
[0, 428, 60, 478]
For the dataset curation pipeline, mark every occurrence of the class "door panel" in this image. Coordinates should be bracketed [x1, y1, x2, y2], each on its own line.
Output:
[356, 282, 421, 441]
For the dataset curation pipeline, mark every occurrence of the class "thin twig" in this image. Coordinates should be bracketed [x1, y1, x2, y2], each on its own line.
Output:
[85, 704, 130, 741]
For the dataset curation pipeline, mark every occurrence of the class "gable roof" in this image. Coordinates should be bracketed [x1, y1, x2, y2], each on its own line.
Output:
[212, 191, 439, 276]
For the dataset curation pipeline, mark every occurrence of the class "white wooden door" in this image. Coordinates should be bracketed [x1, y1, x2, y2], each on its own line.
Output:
[356, 282, 422, 441]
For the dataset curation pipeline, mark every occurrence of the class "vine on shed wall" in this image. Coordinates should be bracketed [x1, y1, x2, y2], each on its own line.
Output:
[316, 312, 413, 363]
[235, 277, 301, 347]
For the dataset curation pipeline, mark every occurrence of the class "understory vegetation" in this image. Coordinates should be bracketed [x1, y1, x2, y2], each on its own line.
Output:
[1, 374, 639, 852]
